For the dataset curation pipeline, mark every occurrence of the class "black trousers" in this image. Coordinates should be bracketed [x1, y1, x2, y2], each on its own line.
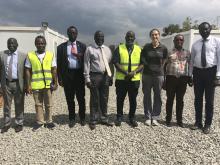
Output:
[193, 66, 216, 126]
[165, 75, 188, 123]
[115, 80, 140, 120]
[63, 69, 85, 121]
[89, 73, 110, 124]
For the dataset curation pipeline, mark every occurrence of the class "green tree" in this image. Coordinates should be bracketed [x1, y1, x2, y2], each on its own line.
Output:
[162, 24, 181, 36]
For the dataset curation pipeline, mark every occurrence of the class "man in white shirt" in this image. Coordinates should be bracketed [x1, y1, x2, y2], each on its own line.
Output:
[189, 22, 220, 134]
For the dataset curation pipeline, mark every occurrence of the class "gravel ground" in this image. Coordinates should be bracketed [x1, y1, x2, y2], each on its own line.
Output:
[0, 85, 220, 165]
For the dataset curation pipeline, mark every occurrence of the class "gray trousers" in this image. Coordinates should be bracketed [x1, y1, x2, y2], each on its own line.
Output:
[2, 81, 24, 126]
[89, 73, 110, 124]
[142, 74, 164, 120]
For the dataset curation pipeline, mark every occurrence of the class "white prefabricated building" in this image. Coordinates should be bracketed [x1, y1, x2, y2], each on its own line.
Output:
[161, 29, 220, 51]
[0, 25, 68, 55]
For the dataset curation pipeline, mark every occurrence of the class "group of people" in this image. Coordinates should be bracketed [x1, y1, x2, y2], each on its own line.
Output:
[0, 22, 219, 134]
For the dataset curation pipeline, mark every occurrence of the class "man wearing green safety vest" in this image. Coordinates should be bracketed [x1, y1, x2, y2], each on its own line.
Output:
[25, 36, 58, 131]
[113, 31, 143, 127]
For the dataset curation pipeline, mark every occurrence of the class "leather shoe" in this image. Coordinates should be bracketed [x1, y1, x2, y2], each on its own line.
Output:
[115, 118, 122, 126]
[129, 119, 138, 127]
[1, 125, 10, 133]
[69, 119, 76, 128]
[89, 123, 96, 130]
[15, 125, 23, 133]
[80, 119, 86, 126]
[203, 125, 211, 134]
[190, 124, 203, 130]
[45, 122, 56, 129]
[101, 120, 113, 127]
[166, 121, 172, 127]
[32, 123, 44, 132]
[177, 122, 185, 128]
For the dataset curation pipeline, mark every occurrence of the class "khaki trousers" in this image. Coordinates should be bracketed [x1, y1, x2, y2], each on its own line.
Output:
[33, 89, 52, 124]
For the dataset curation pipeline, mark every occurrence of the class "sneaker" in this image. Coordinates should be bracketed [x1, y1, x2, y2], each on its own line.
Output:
[32, 124, 44, 132]
[145, 119, 151, 126]
[152, 120, 159, 126]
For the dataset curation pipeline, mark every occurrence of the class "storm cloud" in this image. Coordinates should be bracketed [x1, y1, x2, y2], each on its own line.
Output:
[0, 0, 219, 45]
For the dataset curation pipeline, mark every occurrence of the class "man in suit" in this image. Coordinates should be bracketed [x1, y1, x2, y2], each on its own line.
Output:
[57, 26, 86, 127]
[0, 38, 26, 133]
[189, 22, 220, 134]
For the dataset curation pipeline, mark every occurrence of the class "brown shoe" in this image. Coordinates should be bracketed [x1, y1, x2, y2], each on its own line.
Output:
[15, 125, 23, 133]
[1, 125, 10, 133]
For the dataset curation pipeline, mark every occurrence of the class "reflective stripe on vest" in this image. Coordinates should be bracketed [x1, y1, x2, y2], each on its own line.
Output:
[116, 44, 141, 81]
[28, 51, 53, 90]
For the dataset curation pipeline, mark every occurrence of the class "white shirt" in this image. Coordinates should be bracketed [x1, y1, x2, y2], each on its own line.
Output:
[25, 51, 57, 68]
[6, 51, 18, 79]
[189, 36, 220, 76]
[67, 41, 80, 69]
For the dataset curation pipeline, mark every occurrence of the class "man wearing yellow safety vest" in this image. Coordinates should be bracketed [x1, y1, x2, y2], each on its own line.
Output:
[25, 36, 58, 131]
[113, 31, 143, 127]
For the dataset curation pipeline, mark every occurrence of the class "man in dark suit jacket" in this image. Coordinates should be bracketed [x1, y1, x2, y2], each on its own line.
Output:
[0, 38, 26, 133]
[57, 26, 86, 127]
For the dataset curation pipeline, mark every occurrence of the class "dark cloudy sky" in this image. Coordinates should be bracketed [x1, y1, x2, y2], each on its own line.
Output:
[0, 0, 219, 45]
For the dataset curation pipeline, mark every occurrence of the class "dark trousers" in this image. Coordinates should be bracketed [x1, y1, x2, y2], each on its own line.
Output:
[89, 73, 110, 124]
[165, 75, 188, 123]
[193, 66, 216, 126]
[115, 80, 140, 120]
[63, 69, 85, 121]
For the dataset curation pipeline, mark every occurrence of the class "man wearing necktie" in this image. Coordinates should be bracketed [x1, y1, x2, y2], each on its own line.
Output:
[57, 26, 86, 127]
[84, 30, 114, 130]
[189, 22, 220, 134]
[0, 38, 26, 133]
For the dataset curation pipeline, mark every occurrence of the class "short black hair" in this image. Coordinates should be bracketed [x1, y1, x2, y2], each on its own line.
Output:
[35, 35, 46, 45]
[67, 26, 78, 34]
[174, 34, 184, 41]
[198, 22, 211, 30]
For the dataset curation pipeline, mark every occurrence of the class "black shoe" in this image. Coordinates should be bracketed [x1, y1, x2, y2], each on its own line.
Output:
[166, 121, 172, 127]
[69, 119, 76, 128]
[190, 124, 203, 130]
[177, 122, 185, 128]
[45, 123, 56, 129]
[80, 119, 86, 126]
[15, 125, 23, 133]
[32, 124, 44, 132]
[203, 125, 211, 134]
[115, 118, 122, 126]
[129, 119, 138, 127]
[89, 123, 96, 130]
[101, 120, 114, 127]
[1, 125, 10, 133]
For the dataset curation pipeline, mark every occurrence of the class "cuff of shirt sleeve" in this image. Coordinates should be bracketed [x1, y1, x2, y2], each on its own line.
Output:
[85, 78, 91, 84]
[216, 71, 220, 77]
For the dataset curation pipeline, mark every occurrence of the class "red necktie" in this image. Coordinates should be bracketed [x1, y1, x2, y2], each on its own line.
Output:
[71, 43, 77, 55]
